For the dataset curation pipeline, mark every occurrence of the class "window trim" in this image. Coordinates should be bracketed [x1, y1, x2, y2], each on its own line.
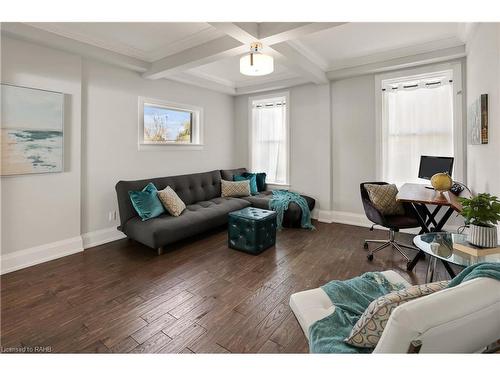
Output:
[248, 91, 290, 185]
[138, 97, 204, 151]
[374, 62, 465, 184]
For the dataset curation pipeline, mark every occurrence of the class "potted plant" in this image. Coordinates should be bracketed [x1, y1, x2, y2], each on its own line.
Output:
[458, 193, 500, 247]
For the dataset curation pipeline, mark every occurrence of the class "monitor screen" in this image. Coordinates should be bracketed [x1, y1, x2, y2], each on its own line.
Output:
[418, 156, 454, 180]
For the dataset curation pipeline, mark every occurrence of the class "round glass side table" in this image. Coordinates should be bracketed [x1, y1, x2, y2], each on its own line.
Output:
[413, 232, 500, 282]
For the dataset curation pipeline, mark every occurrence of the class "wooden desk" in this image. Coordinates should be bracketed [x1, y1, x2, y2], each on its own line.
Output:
[397, 183, 463, 213]
[396, 183, 467, 274]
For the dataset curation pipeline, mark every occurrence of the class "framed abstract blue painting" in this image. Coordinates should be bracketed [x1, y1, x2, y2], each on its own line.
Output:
[1, 84, 64, 176]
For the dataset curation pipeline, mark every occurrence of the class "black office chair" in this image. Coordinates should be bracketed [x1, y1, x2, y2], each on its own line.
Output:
[360, 182, 421, 263]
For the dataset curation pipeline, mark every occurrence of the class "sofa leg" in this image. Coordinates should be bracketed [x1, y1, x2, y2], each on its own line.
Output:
[157, 247, 164, 256]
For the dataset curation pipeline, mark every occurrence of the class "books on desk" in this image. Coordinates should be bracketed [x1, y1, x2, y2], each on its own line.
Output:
[453, 241, 500, 257]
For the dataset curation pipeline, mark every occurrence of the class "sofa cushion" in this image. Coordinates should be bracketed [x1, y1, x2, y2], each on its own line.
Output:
[116, 170, 222, 228]
[123, 197, 250, 248]
[221, 168, 247, 181]
[241, 191, 273, 209]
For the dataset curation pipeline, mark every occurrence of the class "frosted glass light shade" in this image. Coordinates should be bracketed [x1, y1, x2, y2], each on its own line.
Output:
[240, 53, 274, 76]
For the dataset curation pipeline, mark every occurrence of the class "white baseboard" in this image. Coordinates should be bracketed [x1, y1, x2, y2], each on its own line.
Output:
[82, 227, 126, 249]
[314, 209, 460, 234]
[1, 236, 83, 275]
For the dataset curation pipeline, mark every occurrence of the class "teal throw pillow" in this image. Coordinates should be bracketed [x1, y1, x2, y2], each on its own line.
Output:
[129, 182, 165, 221]
[243, 172, 266, 191]
[234, 174, 258, 195]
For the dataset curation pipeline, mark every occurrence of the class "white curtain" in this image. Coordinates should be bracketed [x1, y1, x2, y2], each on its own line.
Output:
[251, 99, 287, 184]
[382, 83, 454, 186]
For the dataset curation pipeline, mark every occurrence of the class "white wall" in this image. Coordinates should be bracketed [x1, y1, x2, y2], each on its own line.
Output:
[1, 36, 82, 255]
[82, 59, 235, 234]
[234, 83, 332, 212]
[466, 23, 500, 196]
[1, 35, 237, 271]
[235, 66, 467, 227]
[331, 75, 376, 214]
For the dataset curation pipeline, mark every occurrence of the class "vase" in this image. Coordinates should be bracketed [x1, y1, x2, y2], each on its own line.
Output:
[468, 224, 498, 248]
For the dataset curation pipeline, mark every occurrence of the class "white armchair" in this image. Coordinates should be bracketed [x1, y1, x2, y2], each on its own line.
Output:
[289, 270, 500, 353]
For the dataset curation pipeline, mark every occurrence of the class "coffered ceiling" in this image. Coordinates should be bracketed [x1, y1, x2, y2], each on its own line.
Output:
[1, 22, 467, 95]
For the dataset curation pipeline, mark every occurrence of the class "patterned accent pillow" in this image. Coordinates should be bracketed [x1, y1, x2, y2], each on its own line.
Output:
[157, 186, 186, 217]
[345, 280, 450, 348]
[221, 179, 251, 197]
[365, 184, 405, 215]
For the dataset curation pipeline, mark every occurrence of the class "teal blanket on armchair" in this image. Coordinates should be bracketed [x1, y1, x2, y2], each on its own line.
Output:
[309, 262, 500, 353]
[448, 262, 500, 287]
[309, 272, 406, 353]
[268, 190, 314, 230]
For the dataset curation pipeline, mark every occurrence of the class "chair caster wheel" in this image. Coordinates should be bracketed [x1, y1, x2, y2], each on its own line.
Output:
[367, 254, 374, 261]
[363, 242, 368, 249]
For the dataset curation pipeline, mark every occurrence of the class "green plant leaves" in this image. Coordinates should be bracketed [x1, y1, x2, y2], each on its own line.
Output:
[458, 193, 500, 227]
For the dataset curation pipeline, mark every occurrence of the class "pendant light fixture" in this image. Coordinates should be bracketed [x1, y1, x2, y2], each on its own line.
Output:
[240, 42, 274, 76]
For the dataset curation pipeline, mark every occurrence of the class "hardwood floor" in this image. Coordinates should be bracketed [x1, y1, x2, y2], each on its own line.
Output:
[1, 222, 450, 353]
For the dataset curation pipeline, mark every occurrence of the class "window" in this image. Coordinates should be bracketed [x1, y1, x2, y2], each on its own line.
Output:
[377, 67, 462, 186]
[249, 94, 289, 185]
[138, 97, 202, 149]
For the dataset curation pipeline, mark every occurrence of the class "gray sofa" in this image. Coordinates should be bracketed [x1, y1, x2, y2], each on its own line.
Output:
[115, 168, 315, 252]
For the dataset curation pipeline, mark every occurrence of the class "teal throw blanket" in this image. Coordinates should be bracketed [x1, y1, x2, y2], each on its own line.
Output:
[310, 262, 500, 353]
[309, 272, 406, 353]
[448, 262, 500, 288]
[268, 190, 314, 230]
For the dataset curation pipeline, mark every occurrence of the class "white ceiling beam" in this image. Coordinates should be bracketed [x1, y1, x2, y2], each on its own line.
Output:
[210, 22, 345, 46]
[143, 35, 246, 79]
[208, 22, 258, 45]
[259, 22, 346, 45]
[207, 22, 343, 85]
[145, 22, 345, 83]
[258, 23, 307, 39]
[1, 22, 150, 73]
[267, 42, 329, 84]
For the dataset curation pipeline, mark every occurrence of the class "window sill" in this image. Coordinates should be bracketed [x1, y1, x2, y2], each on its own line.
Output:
[267, 182, 291, 190]
[138, 143, 204, 151]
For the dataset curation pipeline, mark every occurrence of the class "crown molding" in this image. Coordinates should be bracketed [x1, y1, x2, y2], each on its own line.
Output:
[327, 45, 466, 81]
[327, 36, 464, 72]
[2, 22, 150, 73]
[167, 72, 236, 95]
[25, 22, 224, 63]
[186, 69, 236, 89]
[235, 77, 309, 96]
[26, 22, 152, 62]
[236, 71, 300, 88]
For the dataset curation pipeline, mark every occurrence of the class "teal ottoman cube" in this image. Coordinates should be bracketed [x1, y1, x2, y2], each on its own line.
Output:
[228, 207, 277, 254]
